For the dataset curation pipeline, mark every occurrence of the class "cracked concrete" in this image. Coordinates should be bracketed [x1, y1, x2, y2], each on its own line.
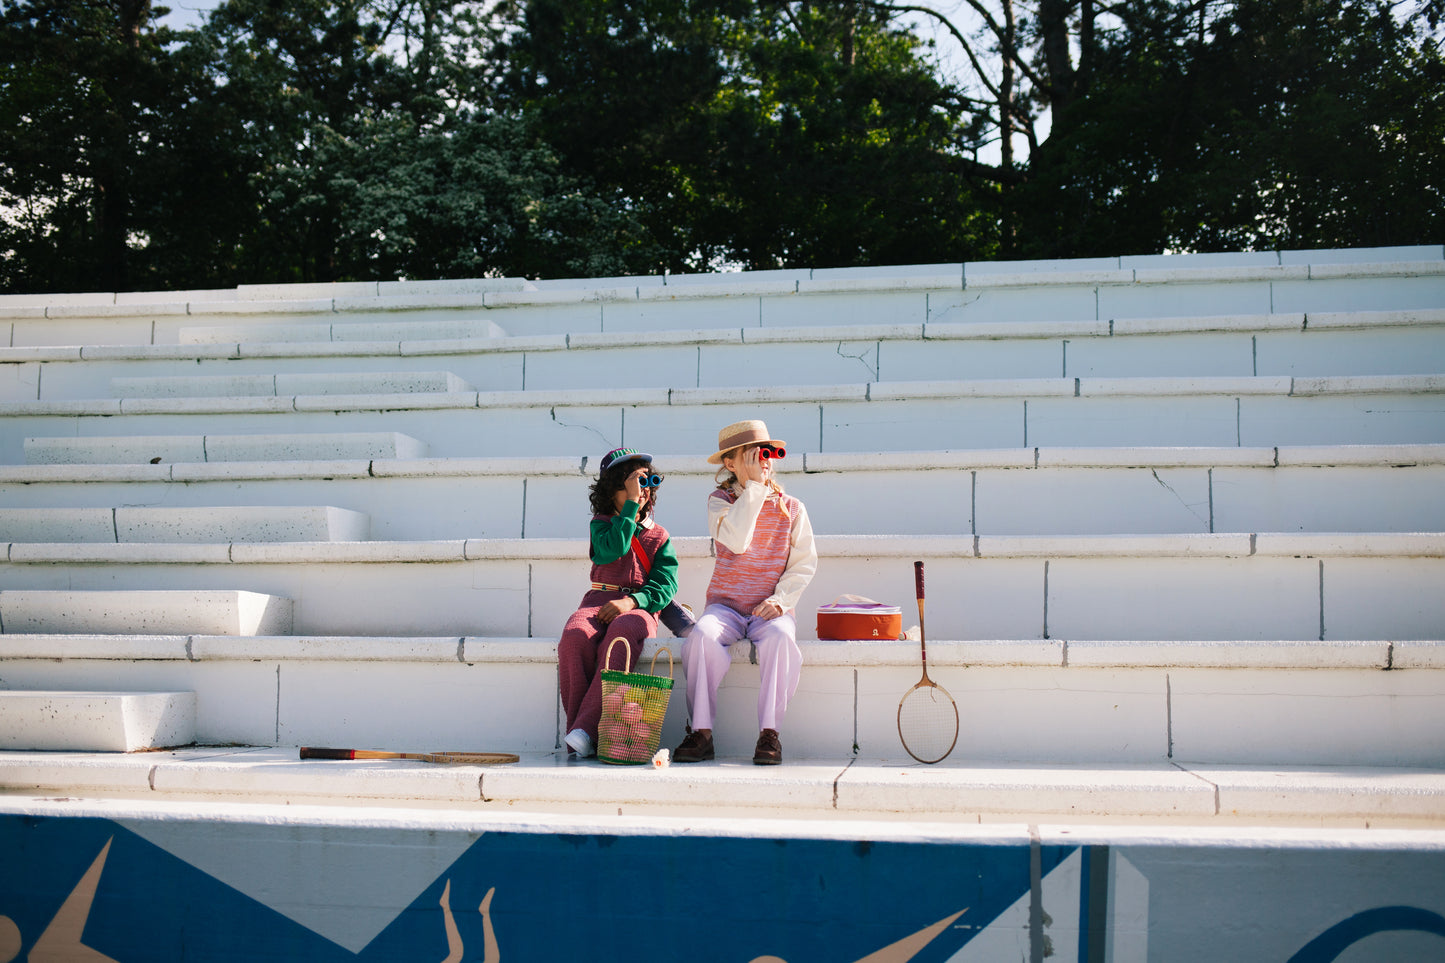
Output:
[1150, 468, 1211, 527]
[834, 341, 878, 380]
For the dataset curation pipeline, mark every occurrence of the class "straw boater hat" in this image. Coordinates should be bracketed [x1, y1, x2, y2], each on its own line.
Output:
[708, 419, 786, 465]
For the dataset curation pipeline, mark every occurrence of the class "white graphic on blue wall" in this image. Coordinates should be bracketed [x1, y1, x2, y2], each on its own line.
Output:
[116, 818, 478, 953]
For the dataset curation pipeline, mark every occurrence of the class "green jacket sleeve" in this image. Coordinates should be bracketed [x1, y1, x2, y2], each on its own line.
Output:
[630, 535, 679, 613]
[590, 501, 640, 564]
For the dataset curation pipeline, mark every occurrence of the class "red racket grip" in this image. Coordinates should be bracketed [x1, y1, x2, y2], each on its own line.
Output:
[914, 560, 925, 601]
[299, 747, 354, 760]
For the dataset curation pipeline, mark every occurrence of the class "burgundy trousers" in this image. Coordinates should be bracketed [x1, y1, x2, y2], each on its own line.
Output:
[557, 589, 658, 740]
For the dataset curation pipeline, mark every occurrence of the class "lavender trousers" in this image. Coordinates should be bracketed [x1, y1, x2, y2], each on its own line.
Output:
[680, 603, 802, 732]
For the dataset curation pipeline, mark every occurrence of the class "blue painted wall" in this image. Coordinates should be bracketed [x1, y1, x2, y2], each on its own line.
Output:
[2, 813, 1443, 961]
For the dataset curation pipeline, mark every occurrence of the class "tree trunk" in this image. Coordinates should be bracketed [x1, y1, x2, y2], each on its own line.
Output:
[1000, 0, 1017, 250]
[1038, 0, 1077, 119]
[94, 0, 152, 291]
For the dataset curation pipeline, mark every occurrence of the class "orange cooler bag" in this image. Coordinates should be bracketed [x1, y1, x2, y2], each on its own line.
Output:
[816, 596, 902, 641]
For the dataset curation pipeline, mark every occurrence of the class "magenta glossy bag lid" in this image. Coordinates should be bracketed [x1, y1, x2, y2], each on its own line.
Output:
[817, 595, 901, 616]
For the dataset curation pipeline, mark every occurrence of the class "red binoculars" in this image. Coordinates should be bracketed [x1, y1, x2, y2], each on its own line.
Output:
[758, 445, 786, 460]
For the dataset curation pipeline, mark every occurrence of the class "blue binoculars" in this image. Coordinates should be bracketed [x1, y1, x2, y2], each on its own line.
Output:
[638, 473, 664, 488]
[759, 445, 786, 460]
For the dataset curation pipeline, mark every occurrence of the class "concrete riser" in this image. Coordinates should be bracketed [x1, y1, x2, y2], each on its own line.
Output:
[0, 506, 369, 543]
[5, 265, 1443, 342]
[109, 370, 473, 399]
[0, 553, 1439, 640]
[177, 316, 507, 344]
[1, 462, 1439, 540]
[1, 656, 1437, 765]
[4, 324, 1444, 404]
[0, 590, 293, 635]
[1, 390, 1443, 466]
[23, 431, 428, 464]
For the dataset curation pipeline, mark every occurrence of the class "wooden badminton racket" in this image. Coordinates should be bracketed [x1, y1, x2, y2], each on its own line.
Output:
[897, 560, 959, 764]
[300, 747, 519, 764]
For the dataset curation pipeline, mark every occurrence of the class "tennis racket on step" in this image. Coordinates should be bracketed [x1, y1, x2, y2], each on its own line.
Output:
[897, 560, 959, 764]
[300, 747, 519, 765]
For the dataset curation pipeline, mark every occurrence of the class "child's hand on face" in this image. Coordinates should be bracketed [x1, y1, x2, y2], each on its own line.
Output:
[625, 467, 646, 505]
[739, 446, 770, 487]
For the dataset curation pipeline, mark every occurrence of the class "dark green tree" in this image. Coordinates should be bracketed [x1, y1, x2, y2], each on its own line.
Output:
[1011, 0, 1445, 256]
[197, 0, 414, 283]
[4, 0, 1439, 292]
[193, 0, 653, 282]
[323, 107, 662, 280]
[0, 0, 181, 292]
[502, 0, 997, 272]
[699, 1, 999, 269]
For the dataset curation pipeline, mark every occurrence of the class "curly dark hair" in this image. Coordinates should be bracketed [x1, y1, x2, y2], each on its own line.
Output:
[588, 459, 658, 518]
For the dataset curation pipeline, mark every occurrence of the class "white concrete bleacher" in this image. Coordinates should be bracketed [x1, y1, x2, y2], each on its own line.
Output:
[0, 246, 1441, 816]
[0, 590, 292, 635]
[24, 431, 428, 464]
[0, 689, 194, 752]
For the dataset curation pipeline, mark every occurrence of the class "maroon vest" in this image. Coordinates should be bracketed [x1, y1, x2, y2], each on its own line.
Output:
[591, 515, 669, 586]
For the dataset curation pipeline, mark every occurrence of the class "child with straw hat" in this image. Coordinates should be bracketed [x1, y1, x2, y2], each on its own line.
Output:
[674, 419, 817, 765]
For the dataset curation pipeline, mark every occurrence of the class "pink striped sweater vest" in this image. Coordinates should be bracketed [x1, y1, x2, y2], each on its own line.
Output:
[706, 488, 800, 613]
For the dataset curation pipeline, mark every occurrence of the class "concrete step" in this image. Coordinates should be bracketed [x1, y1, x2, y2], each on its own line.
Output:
[0, 635, 1438, 767]
[0, 447, 1440, 540]
[795, 447, 1445, 536]
[172, 256, 1445, 339]
[0, 746, 1441, 825]
[0, 506, 369, 543]
[110, 370, 474, 399]
[177, 316, 506, 345]
[5, 309, 1442, 405]
[2, 248, 1440, 347]
[24, 431, 428, 464]
[0, 533, 1439, 640]
[0, 278, 530, 347]
[0, 689, 195, 751]
[0, 590, 293, 635]
[2, 374, 1442, 465]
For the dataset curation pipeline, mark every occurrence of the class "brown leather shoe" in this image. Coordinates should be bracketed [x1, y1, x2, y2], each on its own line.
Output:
[753, 728, 782, 765]
[674, 727, 714, 763]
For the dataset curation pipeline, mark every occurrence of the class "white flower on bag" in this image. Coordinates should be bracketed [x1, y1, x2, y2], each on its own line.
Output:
[651, 748, 670, 769]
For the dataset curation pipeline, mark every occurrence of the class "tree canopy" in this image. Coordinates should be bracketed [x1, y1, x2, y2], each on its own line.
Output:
[0, 0, 1439, 292]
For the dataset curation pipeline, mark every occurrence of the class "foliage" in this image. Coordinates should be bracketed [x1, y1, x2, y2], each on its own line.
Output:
[503, 0, 998, 271]
[0, 0, 653, 290]
[0, 0, 1440, 292]
[1011, 0, 1445, 256]
[323, 109, 662, 280]
[0, 0, 179, 291]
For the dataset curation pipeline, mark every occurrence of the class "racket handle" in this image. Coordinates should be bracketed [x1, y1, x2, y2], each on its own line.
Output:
[914, 560, 925, 600]
[299, 747, 353, 760]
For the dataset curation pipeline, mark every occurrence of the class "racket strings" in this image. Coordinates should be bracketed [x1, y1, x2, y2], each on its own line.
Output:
[898, 684, 959, 764]
[421, 752, 518, 764]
